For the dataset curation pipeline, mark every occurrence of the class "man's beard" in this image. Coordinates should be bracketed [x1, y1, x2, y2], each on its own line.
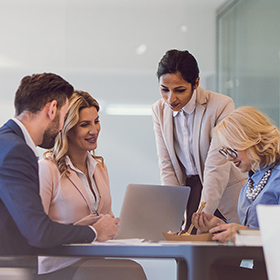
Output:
[39, 113, 60, 149]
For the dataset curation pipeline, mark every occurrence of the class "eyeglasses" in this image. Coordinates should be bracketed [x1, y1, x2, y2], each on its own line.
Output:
[219, 147, 238, 159]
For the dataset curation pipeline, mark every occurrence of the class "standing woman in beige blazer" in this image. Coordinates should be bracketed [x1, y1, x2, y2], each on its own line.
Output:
[152, 49, 247, 232]
[38, 90, 146, 280]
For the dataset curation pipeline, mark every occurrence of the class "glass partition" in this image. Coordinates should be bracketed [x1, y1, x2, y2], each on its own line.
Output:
[217, 0, 280, 125]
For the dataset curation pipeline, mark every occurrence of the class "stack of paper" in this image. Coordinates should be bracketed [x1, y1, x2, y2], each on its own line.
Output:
[235, 229, 262, 246]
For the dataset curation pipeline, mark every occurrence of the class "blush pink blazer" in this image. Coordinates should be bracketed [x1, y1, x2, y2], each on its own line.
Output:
[38, 156, 114, 274]
[38, 157, 114, 224]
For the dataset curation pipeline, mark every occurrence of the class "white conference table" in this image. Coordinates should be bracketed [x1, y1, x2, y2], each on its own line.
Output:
[41, 240, 265, 280]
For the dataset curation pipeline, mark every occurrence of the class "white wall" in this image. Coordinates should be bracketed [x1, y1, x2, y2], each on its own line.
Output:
[0, 1, 225, 279]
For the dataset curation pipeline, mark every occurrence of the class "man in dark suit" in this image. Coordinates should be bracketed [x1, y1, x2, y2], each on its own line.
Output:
[0, 73, 119, 256]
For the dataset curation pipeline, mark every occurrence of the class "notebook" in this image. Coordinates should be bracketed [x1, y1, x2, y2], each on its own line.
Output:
[115, 184, 191, 241]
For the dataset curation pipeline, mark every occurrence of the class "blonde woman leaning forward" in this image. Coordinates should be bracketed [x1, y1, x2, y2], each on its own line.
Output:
[38, 90, 146, 280]
[192, 106, 280, 245]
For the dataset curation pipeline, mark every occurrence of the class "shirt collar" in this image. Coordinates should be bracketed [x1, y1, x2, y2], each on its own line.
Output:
[173, 89, 197, 117]
[66, 152, 98, 174]
[249, 162, 279, 180]
[12, 117, 39, 158]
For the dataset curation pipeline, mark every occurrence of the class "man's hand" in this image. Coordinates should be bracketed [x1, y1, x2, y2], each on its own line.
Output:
[92, 214, 120, 242]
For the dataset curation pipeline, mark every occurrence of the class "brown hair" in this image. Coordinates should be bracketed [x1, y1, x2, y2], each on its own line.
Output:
[14, 73, 73, 115]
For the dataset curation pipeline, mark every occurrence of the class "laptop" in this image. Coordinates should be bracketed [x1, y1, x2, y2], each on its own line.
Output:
[115, 184, 191, 241]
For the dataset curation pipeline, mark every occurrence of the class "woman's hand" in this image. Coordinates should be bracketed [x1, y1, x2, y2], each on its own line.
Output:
[74, 214, 103, 226]
[93, 214, 120, 242]
[192, 212, 224, 234]
[209, 223, 248, 243]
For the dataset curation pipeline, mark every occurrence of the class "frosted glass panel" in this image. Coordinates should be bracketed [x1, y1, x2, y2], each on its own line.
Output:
[217, 0, 280, 125]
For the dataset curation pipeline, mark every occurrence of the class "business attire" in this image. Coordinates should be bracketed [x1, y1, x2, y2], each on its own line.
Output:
[214, 163, 279, 280]
[238, 162, 280, 229]
[39, 154, 113, 226]
[152, 87, 247, 228]
[38, 154, 147, 280]
[0, 119, 95, 256]
[38, 154, 113, 274]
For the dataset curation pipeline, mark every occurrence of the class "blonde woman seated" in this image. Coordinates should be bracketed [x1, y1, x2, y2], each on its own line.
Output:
[192, 106, 280, 244]
[38, 90, 146, 280]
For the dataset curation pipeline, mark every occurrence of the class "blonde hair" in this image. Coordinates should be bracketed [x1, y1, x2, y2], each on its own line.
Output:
[44, 90, 103, 176]
[214, 106, 280, 171]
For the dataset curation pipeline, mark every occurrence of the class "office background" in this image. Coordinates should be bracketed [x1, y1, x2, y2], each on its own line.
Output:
[217, 0, 280, 126]
[0, 0, 279, 279]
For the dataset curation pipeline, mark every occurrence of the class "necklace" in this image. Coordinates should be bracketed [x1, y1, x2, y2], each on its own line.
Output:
[246, 162, 277, 201]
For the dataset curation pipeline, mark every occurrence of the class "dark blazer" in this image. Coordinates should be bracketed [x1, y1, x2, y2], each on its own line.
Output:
[0, 119, 95, 255]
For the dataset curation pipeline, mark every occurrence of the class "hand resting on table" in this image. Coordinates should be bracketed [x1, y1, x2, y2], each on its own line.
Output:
[93, 214, 120, 242]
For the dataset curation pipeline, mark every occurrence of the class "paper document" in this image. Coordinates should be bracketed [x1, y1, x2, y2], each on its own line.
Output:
[91, 239, 145, 246]
[235, 229, 262, 246]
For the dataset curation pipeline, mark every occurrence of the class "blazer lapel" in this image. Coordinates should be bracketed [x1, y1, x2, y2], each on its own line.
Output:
[66, 170, 92, 212]
[94, 166, 105, 212]
[192, 88, 207, 180]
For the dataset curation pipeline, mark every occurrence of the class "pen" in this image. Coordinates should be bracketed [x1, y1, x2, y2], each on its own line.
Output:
[94, 210, 99, 216]
[212, 230, 225, 234]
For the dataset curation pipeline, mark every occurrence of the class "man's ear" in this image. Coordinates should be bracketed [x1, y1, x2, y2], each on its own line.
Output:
[46, 100, 58, 121]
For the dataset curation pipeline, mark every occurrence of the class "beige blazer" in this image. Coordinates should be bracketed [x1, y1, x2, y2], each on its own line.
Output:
[38, 157, 114, 223]
[152, 86, 247, 223]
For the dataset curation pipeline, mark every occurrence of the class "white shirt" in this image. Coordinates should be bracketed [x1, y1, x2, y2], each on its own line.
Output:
[173, 90, 198, 176]
[66, 153, 100, 214]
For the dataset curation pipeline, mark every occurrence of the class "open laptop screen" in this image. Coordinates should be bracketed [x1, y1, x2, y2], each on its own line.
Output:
[115, 184, 190, 241]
